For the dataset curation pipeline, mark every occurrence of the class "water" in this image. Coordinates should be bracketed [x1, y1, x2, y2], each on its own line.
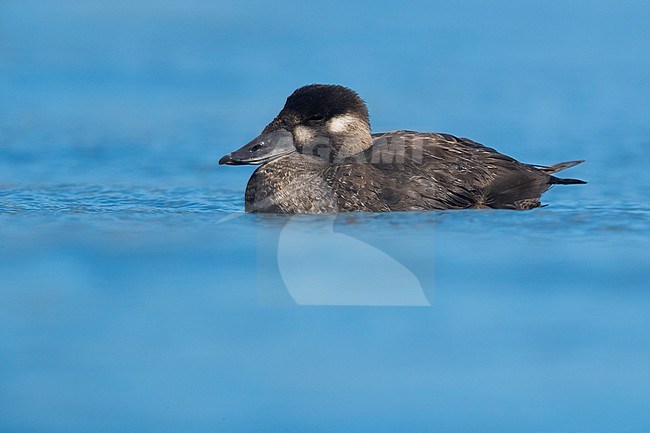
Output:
[1, 1, 649, 431]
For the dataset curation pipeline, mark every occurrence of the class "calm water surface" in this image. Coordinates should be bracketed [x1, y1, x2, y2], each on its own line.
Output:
[1, 1, 649, 432]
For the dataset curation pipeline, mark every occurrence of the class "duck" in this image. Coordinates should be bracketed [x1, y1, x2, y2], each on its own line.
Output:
[219, 84, 585, 213]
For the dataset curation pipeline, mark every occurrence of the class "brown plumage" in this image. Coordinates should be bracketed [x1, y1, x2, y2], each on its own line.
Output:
[220, 84, 586, 214]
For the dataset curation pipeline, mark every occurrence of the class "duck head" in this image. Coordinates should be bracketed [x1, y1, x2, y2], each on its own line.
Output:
[219, 84, 372, 165]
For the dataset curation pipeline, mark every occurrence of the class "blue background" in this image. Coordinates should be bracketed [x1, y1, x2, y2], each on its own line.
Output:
[1, 1, 649, 432]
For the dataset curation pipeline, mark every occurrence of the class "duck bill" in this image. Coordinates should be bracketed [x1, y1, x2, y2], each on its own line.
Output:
[219, 129, 295, 165]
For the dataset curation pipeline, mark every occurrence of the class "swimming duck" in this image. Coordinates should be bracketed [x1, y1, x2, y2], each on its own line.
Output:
[219, 84, 585, 213]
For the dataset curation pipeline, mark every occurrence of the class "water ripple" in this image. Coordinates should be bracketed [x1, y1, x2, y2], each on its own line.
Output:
[0, 184, 243, 215]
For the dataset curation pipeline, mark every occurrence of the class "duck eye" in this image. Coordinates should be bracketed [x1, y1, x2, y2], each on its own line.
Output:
[306, 114, 325, 123]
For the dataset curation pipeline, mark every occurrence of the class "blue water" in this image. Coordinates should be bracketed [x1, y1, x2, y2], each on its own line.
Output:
[1, 1, 649, 431]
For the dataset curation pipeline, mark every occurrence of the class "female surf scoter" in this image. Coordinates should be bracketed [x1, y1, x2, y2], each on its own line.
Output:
[219, 84, 585, 213]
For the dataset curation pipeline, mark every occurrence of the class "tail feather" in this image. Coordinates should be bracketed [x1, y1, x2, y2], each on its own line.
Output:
[549, 176, 587, 185]
[536, 159, 585, 174]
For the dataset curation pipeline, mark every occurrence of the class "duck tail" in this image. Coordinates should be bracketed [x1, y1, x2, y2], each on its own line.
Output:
[537, 159, 585, 174]
[549, 176, 587, 185]
[535, 160, 586, 185]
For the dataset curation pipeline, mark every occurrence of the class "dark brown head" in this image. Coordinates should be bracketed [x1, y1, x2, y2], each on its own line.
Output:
[219, 84, 372, 165]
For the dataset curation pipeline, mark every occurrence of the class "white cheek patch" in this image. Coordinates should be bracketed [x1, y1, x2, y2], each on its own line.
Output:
[293, 125, 315, 144]
[327, 114, 357, 133]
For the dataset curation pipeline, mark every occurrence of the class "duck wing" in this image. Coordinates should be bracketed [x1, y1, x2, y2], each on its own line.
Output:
[361, 131, 560, 210]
